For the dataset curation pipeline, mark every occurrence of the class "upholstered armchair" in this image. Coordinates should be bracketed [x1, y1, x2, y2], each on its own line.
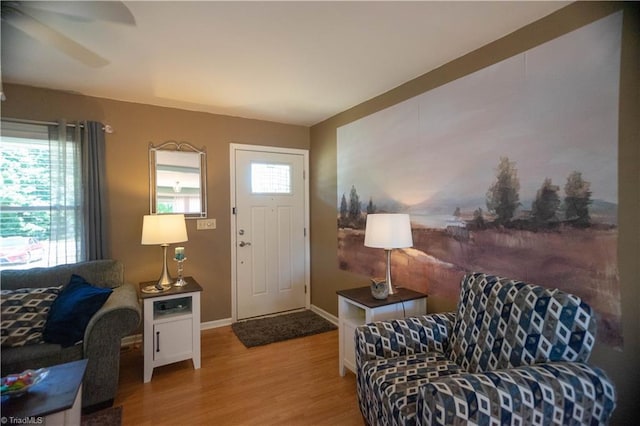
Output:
[355, 272, 616, 425]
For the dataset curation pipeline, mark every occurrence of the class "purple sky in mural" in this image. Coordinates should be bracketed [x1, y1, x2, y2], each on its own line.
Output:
[338, 12, 621, 222]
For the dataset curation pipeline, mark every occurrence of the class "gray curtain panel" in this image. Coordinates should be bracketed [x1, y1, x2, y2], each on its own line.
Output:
[82, 121, 109, 260]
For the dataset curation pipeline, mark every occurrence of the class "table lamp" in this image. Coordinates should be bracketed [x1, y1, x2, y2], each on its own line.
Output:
[364, 213, 413, 296]
[141, 214, 188, 293]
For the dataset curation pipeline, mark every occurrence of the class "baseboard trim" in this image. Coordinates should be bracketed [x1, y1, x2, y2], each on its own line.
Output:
[121, 334, 142, 347]
[201, 317, 233, 330]
[310, 304, 338, 326]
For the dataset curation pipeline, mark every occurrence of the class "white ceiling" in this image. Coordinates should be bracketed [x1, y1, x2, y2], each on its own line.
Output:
[2, 1, 569, 126]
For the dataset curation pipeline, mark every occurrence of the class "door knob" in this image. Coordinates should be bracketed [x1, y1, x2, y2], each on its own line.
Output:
[239, 241, 251, 247]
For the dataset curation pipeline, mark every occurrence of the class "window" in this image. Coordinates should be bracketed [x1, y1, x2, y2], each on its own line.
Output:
[251, 163, 292, 194]
[0, 120, 83, 269]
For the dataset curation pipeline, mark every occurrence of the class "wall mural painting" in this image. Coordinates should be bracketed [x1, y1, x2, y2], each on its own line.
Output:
[337, 12, 623, 348]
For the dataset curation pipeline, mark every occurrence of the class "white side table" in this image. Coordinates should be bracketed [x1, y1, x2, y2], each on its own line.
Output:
[140, 277, 202, 383]
[337, 286, 427, 376]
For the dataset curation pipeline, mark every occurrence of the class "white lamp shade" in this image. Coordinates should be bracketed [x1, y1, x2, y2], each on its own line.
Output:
[141, 214, 188, 245]
[364, 214, 413, 249]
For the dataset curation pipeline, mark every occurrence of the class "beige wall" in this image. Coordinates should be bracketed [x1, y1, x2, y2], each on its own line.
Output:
[1, 84, 309, 323]
[309, 2, 639, 424]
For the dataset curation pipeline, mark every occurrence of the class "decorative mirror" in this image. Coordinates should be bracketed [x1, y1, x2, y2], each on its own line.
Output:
[149, 141, 207, 218]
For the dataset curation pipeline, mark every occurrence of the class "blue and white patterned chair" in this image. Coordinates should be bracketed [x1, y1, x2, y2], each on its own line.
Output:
[355, 272, 616, 425]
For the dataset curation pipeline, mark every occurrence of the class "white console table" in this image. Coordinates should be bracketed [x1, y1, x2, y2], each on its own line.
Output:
[337, 286, 427, 376]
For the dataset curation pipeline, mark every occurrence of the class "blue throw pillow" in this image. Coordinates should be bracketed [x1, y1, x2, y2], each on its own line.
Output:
[43, 274, 113, 347]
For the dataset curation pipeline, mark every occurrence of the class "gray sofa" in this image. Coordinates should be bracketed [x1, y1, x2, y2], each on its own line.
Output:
[1, 260, 141, 410]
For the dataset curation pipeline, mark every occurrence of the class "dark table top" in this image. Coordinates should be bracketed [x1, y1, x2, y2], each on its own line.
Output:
[336, 285, 427, 309]
[1, 359, 88, 418]
[139, 276, 203, 299]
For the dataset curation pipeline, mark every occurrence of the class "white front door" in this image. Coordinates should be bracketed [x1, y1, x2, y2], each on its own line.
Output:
[231, 145, 309, 320]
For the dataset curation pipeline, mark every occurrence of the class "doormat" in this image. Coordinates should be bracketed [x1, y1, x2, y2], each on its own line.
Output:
[81, 405, 122, 426]
[232, 310, 337, 348]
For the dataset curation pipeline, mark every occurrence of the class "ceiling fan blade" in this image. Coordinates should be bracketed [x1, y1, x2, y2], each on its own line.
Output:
[20, 1, 135, 25]
[4, 9, 109, 67]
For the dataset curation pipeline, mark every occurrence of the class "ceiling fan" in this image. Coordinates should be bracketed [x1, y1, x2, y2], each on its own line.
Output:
[1, 1, 135, 68]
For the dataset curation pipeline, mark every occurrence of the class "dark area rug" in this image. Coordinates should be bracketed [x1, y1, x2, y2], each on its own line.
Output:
[81, 405, 122, 426]
[232, 310, 337, 348]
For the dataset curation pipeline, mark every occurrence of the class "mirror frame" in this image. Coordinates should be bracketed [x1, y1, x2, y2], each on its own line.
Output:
[149, 140, 207, 219]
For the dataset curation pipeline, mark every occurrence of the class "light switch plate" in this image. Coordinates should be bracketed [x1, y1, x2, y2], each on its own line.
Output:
[197, 219, 216, 230]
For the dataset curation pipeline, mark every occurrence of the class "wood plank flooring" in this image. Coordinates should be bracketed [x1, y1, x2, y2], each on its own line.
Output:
[115, 326, 363, 425]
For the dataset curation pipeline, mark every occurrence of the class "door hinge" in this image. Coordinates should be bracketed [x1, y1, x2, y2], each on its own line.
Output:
[304, 228, 307, 237]
[232, 207, 237, 215]
[303, 169, 306, 179]
[304, 285, 307, 294]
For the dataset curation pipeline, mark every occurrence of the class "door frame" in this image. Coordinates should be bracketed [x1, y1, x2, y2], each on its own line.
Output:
[229, 143, 310, 321]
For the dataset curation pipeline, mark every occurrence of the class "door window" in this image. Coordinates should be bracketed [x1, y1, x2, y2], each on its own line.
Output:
[251, 163, 291, 194]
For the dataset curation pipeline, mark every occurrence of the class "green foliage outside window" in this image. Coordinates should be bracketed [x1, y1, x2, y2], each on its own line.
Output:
[0, 140, 51, 239]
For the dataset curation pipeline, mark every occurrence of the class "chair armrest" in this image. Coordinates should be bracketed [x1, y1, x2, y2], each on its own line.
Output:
[355, 312, 456, 369]
[418, 362, 616, 425]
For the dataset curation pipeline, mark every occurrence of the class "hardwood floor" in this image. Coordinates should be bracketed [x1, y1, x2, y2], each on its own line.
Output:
[115, 326, 363, 425]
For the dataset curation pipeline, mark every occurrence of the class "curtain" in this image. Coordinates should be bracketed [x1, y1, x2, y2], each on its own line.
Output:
[82, 121, 108, 260]
[46, 120, 108, 264]
[47, 120, 82, 265]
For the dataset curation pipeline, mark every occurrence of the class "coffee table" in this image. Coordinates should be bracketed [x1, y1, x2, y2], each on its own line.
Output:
[1, 359, 87, 425]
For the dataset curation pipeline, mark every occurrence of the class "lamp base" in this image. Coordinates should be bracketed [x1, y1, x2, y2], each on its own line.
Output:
[141, 244, 174, 293]
[385, 249, 397, 295]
